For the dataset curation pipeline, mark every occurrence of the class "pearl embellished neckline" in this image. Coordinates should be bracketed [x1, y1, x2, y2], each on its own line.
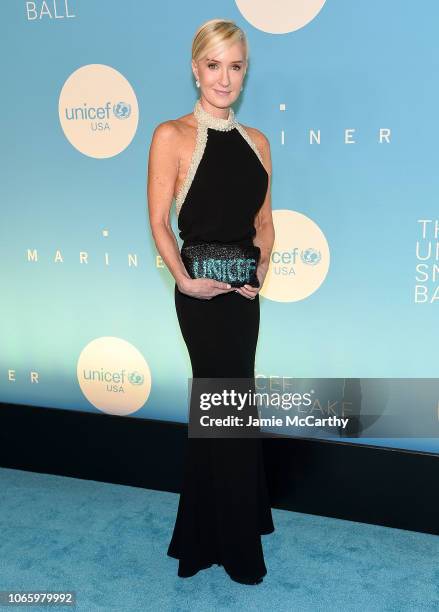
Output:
[193, 98, 237, 131]
[175, 99, 266, 216]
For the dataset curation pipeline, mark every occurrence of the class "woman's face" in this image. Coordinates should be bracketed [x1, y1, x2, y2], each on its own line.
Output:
[192, 41, 247, 109]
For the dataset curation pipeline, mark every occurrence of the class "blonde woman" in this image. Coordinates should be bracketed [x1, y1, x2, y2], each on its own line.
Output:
[148, 18, 275, 585]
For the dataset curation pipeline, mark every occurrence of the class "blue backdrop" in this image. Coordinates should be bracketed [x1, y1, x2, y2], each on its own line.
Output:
[1, 0, 438, 453]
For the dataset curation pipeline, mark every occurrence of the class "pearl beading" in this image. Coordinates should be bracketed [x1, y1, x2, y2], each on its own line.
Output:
[175, 98, 265, 217]
[193, 98, 237, 131]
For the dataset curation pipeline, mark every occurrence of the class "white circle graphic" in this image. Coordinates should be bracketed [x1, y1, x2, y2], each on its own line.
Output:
[77, 336, 151, 415]
[235, 0, 327, 33]
[59, 64, 139, 158]
[260, 209, 330, 302]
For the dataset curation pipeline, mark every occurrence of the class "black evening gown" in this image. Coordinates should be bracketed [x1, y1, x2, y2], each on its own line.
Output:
[167, 98, 275, 580]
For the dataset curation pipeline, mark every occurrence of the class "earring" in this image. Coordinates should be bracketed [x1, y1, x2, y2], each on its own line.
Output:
[196, 79, 200, 87]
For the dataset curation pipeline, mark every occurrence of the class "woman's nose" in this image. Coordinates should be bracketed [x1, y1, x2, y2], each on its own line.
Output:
[219, 72, 230, 86]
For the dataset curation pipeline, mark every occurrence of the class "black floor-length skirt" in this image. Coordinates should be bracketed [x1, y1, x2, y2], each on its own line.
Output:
[167, 284, 275, 579]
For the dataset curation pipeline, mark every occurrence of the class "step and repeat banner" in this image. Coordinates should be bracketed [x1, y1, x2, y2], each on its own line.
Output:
[1, 1, 438, 453]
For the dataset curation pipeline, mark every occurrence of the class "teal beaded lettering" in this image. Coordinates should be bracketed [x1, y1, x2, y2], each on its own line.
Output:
[191, 257, 257, 284]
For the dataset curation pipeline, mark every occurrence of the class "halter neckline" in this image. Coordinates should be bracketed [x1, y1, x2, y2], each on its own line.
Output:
[193, 98, 237, 132]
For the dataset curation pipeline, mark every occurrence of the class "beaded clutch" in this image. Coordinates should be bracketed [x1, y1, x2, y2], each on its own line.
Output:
[181, 242, 261, 288]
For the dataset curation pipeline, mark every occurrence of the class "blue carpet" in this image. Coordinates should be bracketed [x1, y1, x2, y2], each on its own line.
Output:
[0, 467, 437, 611]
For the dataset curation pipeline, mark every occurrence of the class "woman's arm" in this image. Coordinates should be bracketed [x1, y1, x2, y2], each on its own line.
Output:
[253, 133, 275, 284]
[235, 130, 275, 299]
[147, 121, 233, 299]
[147, 121, 191, 289]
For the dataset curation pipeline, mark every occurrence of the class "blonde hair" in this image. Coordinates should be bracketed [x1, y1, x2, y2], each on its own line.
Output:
[192, 18, 249, 65]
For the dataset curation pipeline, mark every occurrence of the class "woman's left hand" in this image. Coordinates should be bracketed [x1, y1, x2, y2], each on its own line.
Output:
[235, 267, 265, 299]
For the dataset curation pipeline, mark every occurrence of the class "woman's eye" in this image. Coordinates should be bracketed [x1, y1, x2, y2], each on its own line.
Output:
[207, 63, 241, 70]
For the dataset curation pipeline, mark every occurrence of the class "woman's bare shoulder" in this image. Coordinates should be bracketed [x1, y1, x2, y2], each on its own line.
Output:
[152, 111, 196, 141]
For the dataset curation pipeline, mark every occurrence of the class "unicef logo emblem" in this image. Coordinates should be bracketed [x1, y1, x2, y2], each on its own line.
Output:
[113, 101, 131, 119]
[235, 0, 327, 34]
[259, 210, 330, 302]
[301, 248, 321, 266]
[59, 65, 139, 158]
[128, 371, 144, 385]
[77, 337, 151, 416]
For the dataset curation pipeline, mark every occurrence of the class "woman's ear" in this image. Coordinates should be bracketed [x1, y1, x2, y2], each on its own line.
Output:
[191, 59, 198, 82]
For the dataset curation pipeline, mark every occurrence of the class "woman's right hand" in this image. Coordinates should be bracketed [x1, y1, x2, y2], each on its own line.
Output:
[177, 277, 235, 300]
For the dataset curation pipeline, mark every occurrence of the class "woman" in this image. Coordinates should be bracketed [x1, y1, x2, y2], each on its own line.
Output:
[147, 18, 275, 585]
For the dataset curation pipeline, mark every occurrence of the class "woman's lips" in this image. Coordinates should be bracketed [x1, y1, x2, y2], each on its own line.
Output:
[214, 89, 230, 96]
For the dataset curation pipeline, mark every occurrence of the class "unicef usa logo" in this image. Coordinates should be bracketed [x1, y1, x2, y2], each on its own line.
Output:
[260, 210, 329, 302]
[63, 101, 132, 130]
[77, 337, 152, 415]
[59, 64, 139, 158]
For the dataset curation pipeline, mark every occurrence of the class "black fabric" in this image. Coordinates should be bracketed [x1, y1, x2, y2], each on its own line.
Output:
[168, 124, 274, 580]
[177, 128, 268, 244]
